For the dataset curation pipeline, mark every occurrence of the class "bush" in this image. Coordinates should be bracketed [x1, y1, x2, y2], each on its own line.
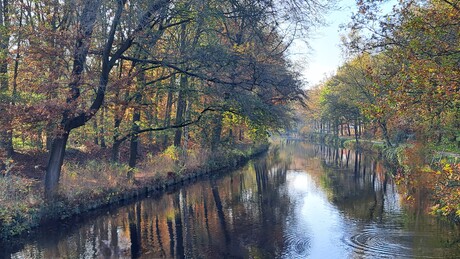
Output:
[430, 162, 460, 221]
[0, 175, 42, 239]
[60, 160, 131, 201]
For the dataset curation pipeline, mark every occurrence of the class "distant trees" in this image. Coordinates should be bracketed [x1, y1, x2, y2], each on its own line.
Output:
[306, 0, 459, 148]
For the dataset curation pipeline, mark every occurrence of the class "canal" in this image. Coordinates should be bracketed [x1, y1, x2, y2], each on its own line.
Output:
[4, 141, 460, 258]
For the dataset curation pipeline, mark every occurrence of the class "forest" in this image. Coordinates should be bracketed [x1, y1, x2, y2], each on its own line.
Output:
[303, 0, 460, 220]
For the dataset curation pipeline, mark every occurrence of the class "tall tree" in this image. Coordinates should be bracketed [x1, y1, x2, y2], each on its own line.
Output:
[0, 0, 13, 157]
[45, 0, 174, 198]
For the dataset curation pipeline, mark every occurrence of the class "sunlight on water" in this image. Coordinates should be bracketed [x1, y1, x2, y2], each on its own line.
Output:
[284, 170, 350, 258]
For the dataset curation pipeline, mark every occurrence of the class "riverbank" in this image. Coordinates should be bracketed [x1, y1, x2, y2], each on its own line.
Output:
[0, 143, 269, 241]
[303, 132, 460, 223]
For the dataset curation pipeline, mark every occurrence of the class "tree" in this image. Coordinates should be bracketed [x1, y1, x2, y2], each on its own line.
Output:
[44, 0, 176, 198]
[0, 0, 13, 157]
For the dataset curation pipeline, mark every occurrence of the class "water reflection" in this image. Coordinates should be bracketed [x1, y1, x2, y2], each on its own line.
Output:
[3, 141, 460, 258]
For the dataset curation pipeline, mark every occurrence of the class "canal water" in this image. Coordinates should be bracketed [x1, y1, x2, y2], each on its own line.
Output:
[3, 141, 460, 258]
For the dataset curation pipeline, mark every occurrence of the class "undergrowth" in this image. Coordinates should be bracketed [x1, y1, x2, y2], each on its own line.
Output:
[0, 143, 268, 240]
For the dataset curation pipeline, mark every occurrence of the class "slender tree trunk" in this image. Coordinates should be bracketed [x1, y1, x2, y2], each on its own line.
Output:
[145, 89, 160, 145]
[99, 107, 106, 148]
[128, 106, 140, 178]
[182, 94, 192, 151]
[112, 140, 121, 162]
[173, 78, 187, 147]
[93, 115, 99, 145]
[174, 23, 188, 148]
[211, 113, 223, 151]
[162, 75, 175, 149]
[354, 118, 360, 145]
[379, 120, 392, 147]
[128, 65, 144, 172]
[111, 61, 126, 162]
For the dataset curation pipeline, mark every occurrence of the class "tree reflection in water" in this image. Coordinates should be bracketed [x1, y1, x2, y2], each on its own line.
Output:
[4, 141, 460, 258]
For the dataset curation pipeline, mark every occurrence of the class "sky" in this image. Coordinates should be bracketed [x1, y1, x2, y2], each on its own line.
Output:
[290, 0, 399, 88]
[289, 0, 357, 88]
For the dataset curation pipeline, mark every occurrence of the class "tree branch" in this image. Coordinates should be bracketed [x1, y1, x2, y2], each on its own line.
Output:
[115, 106, 219, 144]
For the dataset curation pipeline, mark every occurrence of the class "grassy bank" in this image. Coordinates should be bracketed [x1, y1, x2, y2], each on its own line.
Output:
[0, 143, 268, 240]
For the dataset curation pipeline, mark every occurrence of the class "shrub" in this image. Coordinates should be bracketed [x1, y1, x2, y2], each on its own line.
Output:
[60, 160, 131, 201]
[0, 175, 42, 238]
[429, 162, 460, 221]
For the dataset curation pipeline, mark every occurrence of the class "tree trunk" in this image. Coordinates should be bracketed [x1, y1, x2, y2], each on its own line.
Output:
[182, 94, 192, 151]
[162, 75, 175, 149]
[93, 115, 99, 145]
[211, 113, 223, 151]
[173, 79, 187, 147]
[99, 107, 106, 148]
[379, 120, 392, 147]
[354, 118, 360, 145]
[44, 132, 69, 199]
[112, 140, 121, 162]
[112, 114, 122, 163]
[174, 23, 188, 148]
[151, 89, 160, 145]
[111, 64, 126, 162]
[128, 64, 144, 171]
[0, 0, 13, 157]
[128, 103, 140, 180]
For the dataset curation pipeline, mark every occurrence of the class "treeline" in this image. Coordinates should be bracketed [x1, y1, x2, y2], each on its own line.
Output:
[0, 0, 331, 198]
[304, 0, 459, 150]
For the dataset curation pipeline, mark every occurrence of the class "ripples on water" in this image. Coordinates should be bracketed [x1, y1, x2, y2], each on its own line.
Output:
[4, 141, 460, 258]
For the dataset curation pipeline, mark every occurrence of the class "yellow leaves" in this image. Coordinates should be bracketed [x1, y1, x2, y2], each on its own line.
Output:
[443, 163, 453, 174]
[232, 42, 253, 54]
[163, 145, 180, 161]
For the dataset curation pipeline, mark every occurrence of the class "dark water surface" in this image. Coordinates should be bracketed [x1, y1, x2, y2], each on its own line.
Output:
[3, 141, 460, 258]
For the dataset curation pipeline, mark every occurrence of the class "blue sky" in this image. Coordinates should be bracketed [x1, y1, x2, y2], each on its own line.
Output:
[289, 0, 357, 88]
[290, 0, 397, 88]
